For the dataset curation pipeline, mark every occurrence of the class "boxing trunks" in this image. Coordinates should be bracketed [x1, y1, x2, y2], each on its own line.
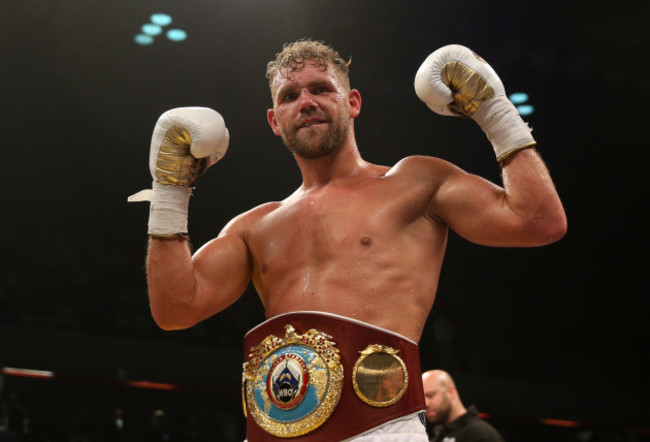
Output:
[242, 311, 426, 441]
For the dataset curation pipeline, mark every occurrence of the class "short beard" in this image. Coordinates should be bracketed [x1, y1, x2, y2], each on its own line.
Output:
[426, 402, 452, 426]
[281, 113, 350, 159]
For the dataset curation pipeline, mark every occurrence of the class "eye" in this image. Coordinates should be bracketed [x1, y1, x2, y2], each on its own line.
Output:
[280, 92, 298, 102]
[312, 85, 329, 95]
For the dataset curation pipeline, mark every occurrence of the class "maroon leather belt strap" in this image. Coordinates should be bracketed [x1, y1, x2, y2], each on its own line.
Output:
[243, 311, 425, 441]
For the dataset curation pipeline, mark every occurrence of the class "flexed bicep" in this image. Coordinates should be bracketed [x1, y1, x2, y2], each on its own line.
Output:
[429, 169, 518, 246]
[431, 152, 565, 248]
[192, 230, 254, 318]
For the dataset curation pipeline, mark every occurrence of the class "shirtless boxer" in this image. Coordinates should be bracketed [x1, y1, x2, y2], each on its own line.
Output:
[131, 39, 566, 441]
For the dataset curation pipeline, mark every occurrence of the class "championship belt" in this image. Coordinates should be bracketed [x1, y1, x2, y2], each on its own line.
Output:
[242, 311, 425, 442]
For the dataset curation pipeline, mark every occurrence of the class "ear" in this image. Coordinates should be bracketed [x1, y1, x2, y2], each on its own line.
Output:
[267, 108, 282, 136]
[348, 89, 361, 119]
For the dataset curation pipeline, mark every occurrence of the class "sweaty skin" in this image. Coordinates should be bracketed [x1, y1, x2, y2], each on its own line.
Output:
[223, 159, 448, 342]
[146, 61, 566, 343]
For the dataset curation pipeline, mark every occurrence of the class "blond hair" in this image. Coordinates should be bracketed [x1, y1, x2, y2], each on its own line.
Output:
[266, 39, 351, 94]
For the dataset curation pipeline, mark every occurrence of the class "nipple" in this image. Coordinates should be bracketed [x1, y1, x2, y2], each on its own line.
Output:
[360, 236, 372, 246]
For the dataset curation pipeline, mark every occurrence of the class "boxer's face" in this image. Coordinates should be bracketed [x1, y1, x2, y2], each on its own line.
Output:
[267, 60, 359, 159]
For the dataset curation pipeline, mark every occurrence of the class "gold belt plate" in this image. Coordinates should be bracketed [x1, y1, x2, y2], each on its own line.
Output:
[242, 324, 344, 438]
[352, 344, 409, 407]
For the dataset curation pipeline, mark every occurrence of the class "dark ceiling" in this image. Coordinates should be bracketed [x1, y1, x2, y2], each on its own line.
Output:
[1, 0, 649, 433]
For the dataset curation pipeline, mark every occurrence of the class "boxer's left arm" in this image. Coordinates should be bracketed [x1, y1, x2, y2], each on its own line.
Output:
[422, 150, 567, 247]
[414, 45, 567, 247]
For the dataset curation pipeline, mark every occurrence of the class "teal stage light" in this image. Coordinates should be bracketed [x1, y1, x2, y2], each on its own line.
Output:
[134, 13, 186, 45]
[134, 34, 154, 45]
[167, 29, 187, 42]
[516, 104, 534, 116]
[150, 13, 172, 26]
[509, 92, 529, 104]
[142, 24, 162, 36]
[509, 92, 534, 115]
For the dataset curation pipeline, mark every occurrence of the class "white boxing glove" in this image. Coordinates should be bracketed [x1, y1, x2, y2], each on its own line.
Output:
[128, 107, 229, 238]
[414, 44, 536, 164]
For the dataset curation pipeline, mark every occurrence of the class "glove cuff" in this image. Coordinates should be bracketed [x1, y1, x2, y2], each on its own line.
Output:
[473, 96, 536, 165]
[147, 182, 193, 238]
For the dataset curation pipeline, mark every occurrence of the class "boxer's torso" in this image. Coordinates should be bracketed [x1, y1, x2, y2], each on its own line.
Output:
[240, 157, 449, 343]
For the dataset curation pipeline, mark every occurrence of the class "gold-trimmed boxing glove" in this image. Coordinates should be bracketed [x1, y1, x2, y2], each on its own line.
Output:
[414, 44, 536, 165]
[128, 107, 229, 238]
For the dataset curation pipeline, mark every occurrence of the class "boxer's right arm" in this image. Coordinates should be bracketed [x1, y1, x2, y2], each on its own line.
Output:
[130, 107, 249, 329]
[146, 219, 253, 330]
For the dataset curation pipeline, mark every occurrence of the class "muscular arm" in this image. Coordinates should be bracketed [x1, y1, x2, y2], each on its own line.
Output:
[431, 148, 567, 247]
[146, 223, 252, 330]
[414, 44, 566, 247]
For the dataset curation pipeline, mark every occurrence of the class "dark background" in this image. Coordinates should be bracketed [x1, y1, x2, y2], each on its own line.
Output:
[1, 0, 648, 440]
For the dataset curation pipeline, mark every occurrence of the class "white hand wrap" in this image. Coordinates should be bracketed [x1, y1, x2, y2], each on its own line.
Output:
[472, 96, 536, 163]
[414, 44, 535, 164]
[146, 182, 192, 237]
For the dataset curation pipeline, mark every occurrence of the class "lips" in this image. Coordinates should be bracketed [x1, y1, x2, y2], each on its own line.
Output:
[297, 117, 326, 129]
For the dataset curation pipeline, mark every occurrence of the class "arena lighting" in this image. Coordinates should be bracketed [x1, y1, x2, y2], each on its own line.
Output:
[134, 34, 154, 45]
[0, 366, 180, 391]
[166, 29, 187, 42]
[509, 92, 529, 104]
[1, 367, 55, 379]
[142, 24, 163, 36]
[125, 380, 179, 391]
[509, 92, 535, 116]
[540, 418, 580, 428]
[150, 13, 172, 26]
[481, 412, 581, 429]
[134, 13, 187, 46]
[516, 104, 535, 116]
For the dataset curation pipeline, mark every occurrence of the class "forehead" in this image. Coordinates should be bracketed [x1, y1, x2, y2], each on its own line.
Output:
[423, 378, 443, 391]
[271, 60, 342, 94]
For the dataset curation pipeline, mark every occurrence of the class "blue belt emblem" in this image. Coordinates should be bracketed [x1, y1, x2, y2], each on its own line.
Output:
[243, 325, 344, 438]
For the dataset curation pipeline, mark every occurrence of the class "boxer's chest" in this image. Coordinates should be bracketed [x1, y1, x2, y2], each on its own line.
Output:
[249, 181, 406, 274]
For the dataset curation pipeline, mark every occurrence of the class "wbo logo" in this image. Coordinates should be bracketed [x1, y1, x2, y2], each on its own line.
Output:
[268, 353, 309, 410]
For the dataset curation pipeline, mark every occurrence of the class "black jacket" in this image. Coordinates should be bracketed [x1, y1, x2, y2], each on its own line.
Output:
[428, 405, 505, 442]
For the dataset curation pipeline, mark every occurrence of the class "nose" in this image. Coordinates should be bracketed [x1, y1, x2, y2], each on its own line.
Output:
[297, 89, 317, 111]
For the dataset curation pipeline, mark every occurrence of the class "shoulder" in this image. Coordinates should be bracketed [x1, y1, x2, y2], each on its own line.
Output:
[219, 201, 283, 238]
[192, 201, 283, 261]
[460, 416, 505, 441]
[387, 155, 460, 179]
[381, 156, 466, 200]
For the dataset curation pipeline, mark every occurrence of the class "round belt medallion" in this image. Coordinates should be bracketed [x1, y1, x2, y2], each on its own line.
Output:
[242, 325, 344, 438]
[352, 344, 409, 407]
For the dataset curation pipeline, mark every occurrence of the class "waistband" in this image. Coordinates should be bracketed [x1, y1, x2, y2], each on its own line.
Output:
[242, 311, 425, 442]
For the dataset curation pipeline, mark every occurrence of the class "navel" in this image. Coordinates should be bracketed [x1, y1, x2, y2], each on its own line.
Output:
[261, 262, 268, 273]
[360, 236, 372, 247]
